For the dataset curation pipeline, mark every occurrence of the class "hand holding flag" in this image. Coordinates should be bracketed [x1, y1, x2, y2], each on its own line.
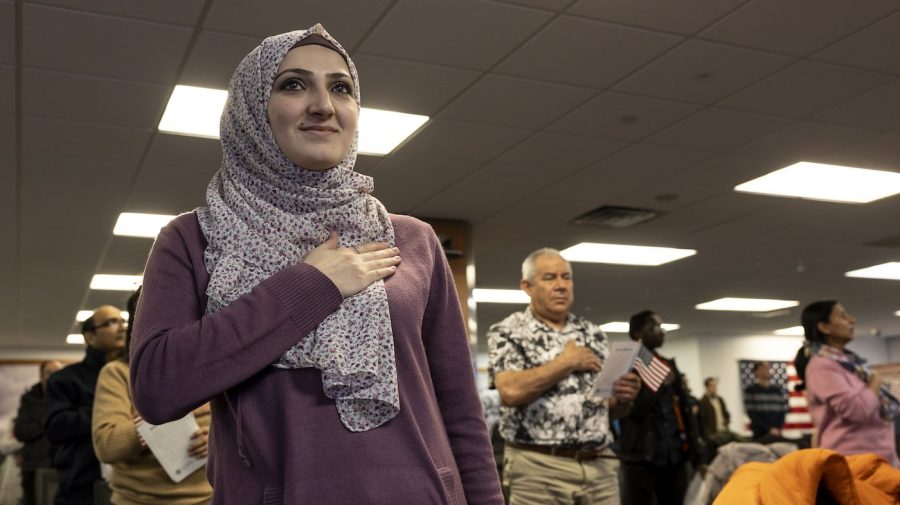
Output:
[633, 344, 672, 393]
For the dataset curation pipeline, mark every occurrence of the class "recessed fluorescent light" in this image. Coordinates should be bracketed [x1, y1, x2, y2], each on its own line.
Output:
[895, 310, 900, 316]
[67, 334, 85, 345]
[158, 85, 428, 155]
[599, 322, 681, 333]
[695, 298, 799, 312]
[774, 326, 804, 336]
[113, 212, 176, 238]
[358, 108, 428, 155]
[845, 262, 900, 280]
[90, 274, 143, 291]
[473, 289, 530, 304]
[75, 310, 93, 322]
[158, 85, 228, 139]
[560, 243, 696, 266]
[734, 162, 900, 204]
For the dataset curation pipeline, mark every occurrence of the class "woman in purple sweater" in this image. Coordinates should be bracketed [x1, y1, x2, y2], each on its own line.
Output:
[130, 24, 503, 504]
[794, 300, 898, 465]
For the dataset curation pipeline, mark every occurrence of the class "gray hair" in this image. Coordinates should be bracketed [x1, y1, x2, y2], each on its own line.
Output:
[521, 248, 567, 283]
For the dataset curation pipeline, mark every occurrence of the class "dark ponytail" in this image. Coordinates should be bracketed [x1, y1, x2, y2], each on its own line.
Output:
[793, 300, 837, 390]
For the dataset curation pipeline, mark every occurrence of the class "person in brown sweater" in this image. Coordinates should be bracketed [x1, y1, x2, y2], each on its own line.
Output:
[91, 288, 212, 505]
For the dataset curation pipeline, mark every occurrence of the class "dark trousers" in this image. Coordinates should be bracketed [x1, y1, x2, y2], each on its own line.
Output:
[621, 461, 689, 505]
[22, 470, 36, 505]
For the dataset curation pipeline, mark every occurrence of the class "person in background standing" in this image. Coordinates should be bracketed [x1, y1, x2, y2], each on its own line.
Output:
[14, 360, 63, 505]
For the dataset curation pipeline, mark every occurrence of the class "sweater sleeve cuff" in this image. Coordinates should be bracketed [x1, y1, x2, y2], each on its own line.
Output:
[263, 263, 343, 330]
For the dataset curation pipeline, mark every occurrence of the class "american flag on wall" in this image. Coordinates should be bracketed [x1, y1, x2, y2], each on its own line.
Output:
[738, 360, 814, 437]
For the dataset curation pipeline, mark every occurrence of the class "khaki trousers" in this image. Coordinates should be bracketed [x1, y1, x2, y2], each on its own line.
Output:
[502, 445, 620, 505]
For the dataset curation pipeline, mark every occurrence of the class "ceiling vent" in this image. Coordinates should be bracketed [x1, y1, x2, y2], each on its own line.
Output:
[571, 205, 658, 228]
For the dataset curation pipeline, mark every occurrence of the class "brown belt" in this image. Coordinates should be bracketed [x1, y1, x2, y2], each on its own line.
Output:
[507, 442, 612, 462]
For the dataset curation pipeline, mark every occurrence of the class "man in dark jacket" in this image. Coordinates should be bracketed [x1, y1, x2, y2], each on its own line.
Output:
[618, 310, 704, 505]
[698, 377, 741, 462]
[14, 360, 63, 505]
[44, 306, 125, 505]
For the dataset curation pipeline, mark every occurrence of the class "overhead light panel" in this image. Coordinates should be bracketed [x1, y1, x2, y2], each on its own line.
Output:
[90, 274, 143, 291]
[560, 242, 696, 266]
[895, 310, 900, 317]
[599, 322, 681, 333]
[158, 85, 228, 139]
[845, 262, 900, 281]
[734, 162, 900, 204]
[773, 326, 804, 336]
[696, 298, 799, 312]
[67, 334, 85, 345]
[113, 212, 176, 238]
[75, 310, 93, 322]
[472, 289, 530, 304]
[358, 108, 428, 155]
[158, 85, 428, 155]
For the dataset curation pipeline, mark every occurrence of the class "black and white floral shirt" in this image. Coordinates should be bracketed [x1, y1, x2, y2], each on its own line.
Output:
[487, 307, 610, 448]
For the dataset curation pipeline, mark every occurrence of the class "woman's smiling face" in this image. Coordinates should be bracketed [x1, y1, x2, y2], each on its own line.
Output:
[267, 44, 358, 171]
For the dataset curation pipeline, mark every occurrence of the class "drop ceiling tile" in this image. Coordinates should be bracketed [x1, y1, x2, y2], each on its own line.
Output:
[360, 0, 552, 70]
[439, 75, 595, 130]
[97, 237, 155, 274]
[0, 65, 13, 115]
[493, 0, 570, 11]
[828, 133, 900, 171]
[547, 92, 700, 141]
[205, 0, 392, 46]
[583, 143, 712, 181]
[353, 54, 481, 116]
[815, 80, 900, 131]
[733, 121, 877, 160]
[126, 163, 210, 215]
[143, 133, 223, 172]
[699, 0, 900, 56]
[22, 69, 169, 128]
[22, 152, 138, 193]
[23, 4, 192, 83]
[0, 114, 13, 161]
[813, 11, 900, 75]
[412, 189, 522, 222]
[647, 108, 790, 152]
[493, 132, 626, 173]
[496, 15, 682, 89]
[373, 155, 481, 194]
[674, 154, 780, 192]
[0, 2, 13, 65]
[392, 119, 530, 164]
[453, 165, 563, 195]
[721, 61, 892, 118]
[568, 0, 746, 35]
[28, 0, 206, 25]
[614, 40, 792, 104]
[180, 31, 261, 89]
[23, 117, 152, 165]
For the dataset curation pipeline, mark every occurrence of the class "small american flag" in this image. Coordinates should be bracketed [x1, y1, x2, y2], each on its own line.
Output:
[634, 345, 672, 393]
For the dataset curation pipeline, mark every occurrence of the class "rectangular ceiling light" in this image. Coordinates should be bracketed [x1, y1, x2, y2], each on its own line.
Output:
[67, 334, 85, 345]
[158, 85, 228, 139]
[845, 262, 900, 280]
[75, 310, 93, 322]
[158, 85, 428, 156]
[113, 212, 176, 238]
[560, 242, 696, 266]
[774, 326, 804, 336]
[599, 322, 681, 333]
[695, 297, 799, 312]
[358, 107, 429, 155]
[734, 162, 900, 204]
[90, 274, 143, 291]
[472, 288, 530, 304]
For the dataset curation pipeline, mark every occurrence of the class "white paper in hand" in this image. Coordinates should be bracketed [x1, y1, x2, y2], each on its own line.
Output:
[135, 412, 206, 483]
[590, 340, 640, 399]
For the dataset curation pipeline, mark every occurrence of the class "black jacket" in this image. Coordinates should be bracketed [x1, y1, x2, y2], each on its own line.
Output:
[617, 356, 703, 466]
[13, 382, 53, 471]
[698, 394, 731, 438]
[44, 346, 106, 505]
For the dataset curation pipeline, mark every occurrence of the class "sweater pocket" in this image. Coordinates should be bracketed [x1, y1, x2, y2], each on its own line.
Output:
[437, 467, 464, 505]
[262, 487, 283, 505]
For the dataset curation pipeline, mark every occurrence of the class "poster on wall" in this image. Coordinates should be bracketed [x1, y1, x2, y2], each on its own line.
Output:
[738, 360, 813, 438]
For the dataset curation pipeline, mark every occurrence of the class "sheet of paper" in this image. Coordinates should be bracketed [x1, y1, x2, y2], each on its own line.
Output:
[590, 340, 641, 399]
[135, 412, 206, 483]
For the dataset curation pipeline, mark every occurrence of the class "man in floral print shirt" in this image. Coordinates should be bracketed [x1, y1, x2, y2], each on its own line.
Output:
[488, 248, 640, 505]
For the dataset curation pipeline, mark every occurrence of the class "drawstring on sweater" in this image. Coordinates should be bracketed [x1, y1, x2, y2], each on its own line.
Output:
[226, 389, 252, 468]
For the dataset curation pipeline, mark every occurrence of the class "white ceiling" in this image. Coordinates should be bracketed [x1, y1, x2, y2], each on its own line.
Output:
[5, 0, 900, 352]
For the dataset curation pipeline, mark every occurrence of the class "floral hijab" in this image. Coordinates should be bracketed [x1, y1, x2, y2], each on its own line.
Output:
[196, 24, 398, 432]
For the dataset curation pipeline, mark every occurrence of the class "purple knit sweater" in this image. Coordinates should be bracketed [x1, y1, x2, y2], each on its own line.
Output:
[131, 212, 502, 504]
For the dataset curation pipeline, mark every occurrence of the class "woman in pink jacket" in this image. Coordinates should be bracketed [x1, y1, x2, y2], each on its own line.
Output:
[794, 300, 898, 465]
